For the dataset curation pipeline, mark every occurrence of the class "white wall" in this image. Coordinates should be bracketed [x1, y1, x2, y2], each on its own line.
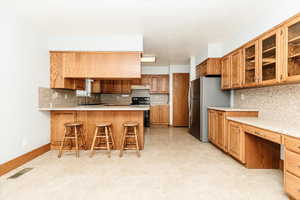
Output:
[48, 35, 143, 52]
[0, 10, 50, 164]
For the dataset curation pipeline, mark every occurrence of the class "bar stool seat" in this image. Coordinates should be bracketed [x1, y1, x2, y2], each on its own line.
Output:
[58, 121, 86, 158]
[96, 122, 112, 127]
[64, 122, 83, 127]
[123, 122, 139, 127]
[90, 122, 115, 158]
[120, 121, 140, 157]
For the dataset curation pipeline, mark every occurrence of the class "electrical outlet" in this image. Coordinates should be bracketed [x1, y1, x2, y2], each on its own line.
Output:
[241, 94, 245, 100]
[65, 94, 68, 99]
[52, 92, 58, 99]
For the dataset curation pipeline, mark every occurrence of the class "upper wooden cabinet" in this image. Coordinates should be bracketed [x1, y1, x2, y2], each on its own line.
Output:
[259, 29, 282, 85]
[221, 56, 231, 89]
[220, 13, 300, 90]
[243, 41, 259, 87]
[50, 52, 85, 90]
[283, 15, 300, 83]
[230, 49, 243, 88]
[196, 58, 221, 78]
[52, 51, 141, 79]
[141, 75, 169, 94]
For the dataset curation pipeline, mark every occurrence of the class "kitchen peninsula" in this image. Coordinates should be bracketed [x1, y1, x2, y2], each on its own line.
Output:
[40, 105, 149, 150]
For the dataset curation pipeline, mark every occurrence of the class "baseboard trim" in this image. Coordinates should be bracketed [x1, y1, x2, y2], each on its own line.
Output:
[0, 143, 50, 176]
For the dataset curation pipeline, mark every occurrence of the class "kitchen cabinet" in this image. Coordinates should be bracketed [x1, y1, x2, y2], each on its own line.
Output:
[221, 56, 231, 89]
[230, 49, 243, 88]
[217, 112, 226, 150]
[228, 121, 245, 163]
[208, 110, 217, 144]
[91, 80, 101, 93]
[101, 80, 122, 94]
[259, 29, 282, 85]
[140, 75, 169, 93]
[284, 136, 300, 200]
[243, 41, 259, 87]
[50, 52, 85, 90]
[196, 58, 221, 78]
[208, 109, 258, 153]
[150, 105, 169, 125]
[220, 13, 300, 90]
[51, 111, 76, 149]
[283, 15, 300, 83]
[51, 51, 141, 79]
[121, 80, 132, 94]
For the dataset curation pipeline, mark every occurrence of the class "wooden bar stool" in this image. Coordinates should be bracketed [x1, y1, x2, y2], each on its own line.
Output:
[90, 122, 115, 158]
[58, 122, 87, 158]
[119, 122, 140, 157]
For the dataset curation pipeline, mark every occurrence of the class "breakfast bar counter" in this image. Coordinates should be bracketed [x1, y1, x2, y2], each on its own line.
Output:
[40, 105, 149, 150]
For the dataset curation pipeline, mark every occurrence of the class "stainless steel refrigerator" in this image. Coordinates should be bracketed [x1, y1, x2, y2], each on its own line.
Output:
[189, 77, 230, 142]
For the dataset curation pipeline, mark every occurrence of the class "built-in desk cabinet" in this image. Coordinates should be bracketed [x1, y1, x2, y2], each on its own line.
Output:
[221, 13, 300, 90]
[284, 136, 300, 200]
[228, 121, 245, 163]
[208, 109, 258, 153]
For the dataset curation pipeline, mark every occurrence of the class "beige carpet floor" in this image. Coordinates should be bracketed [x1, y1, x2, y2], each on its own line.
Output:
[0, 127, 287, 200]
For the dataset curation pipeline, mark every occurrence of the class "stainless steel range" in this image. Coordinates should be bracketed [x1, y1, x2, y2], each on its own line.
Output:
[131, 97, 150, 127]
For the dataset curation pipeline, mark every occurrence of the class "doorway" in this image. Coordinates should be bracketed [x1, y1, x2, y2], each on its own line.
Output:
[172, 73, 190, 126]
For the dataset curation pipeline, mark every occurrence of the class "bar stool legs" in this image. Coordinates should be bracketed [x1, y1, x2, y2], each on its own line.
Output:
[58, 122, 86, 158]
[90, 122, 114, 158]
[120, 122, 140, 158]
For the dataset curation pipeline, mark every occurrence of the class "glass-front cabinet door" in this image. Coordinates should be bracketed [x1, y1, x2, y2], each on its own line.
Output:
[284, 16, 300, 82]
[243, 41, 259, 87]
[259, 30, 281, 85]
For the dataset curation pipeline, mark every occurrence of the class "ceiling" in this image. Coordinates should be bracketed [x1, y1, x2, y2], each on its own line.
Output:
[13, 0, 300, 65]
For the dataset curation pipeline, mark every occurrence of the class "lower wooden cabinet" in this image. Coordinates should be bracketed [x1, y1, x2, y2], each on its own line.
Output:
[284, 136, 300, 200]
[228, 121, 245, 163]
[208, 109, 258, 154]
[208, 110, 218, 144]
[150, 105, 169, 125]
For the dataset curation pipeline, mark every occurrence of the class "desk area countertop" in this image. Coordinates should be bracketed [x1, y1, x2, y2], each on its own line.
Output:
[227, 117, 300, 139]
[39, 105, 150, 111]
[208, 107, 260, 112]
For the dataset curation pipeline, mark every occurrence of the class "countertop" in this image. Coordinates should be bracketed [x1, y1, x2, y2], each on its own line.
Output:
[208, 107, 259, 112]
[39, 105, 150, 111]
[227, 117, 300, 138]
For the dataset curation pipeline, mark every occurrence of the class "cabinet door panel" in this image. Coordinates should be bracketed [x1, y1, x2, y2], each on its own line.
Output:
[243, 41, 259, 87]
[217, 112, 226, 150]
[228, 121, 245, 163]
[159, 105, 169, 124]
[259, 30, 281, 85]
[221, 56, 231, 89]
[121, 80, 131, 94]
[150, 76, 159, 93]
[159, 75, 169, 93]
[64, 52, 85, 78]
[150, 106, 160, 124]
[231, 50, 243, 88]
[283, 16, 300, 82]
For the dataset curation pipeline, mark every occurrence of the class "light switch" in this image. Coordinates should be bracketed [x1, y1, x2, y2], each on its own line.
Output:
[241, 94, 245, 100]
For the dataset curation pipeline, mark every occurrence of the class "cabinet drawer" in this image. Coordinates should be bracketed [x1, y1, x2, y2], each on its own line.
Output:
[285, 172, 300, 200]
[286, 150, 300, 177]
[285, 136, 300, 154]
[243, 125, 281, 144]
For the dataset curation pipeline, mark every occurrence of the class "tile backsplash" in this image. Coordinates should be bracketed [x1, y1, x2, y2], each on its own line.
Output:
[39, 87, 169, 107]
[39, 87, 101, 108]
[234, 83, 300, 124]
